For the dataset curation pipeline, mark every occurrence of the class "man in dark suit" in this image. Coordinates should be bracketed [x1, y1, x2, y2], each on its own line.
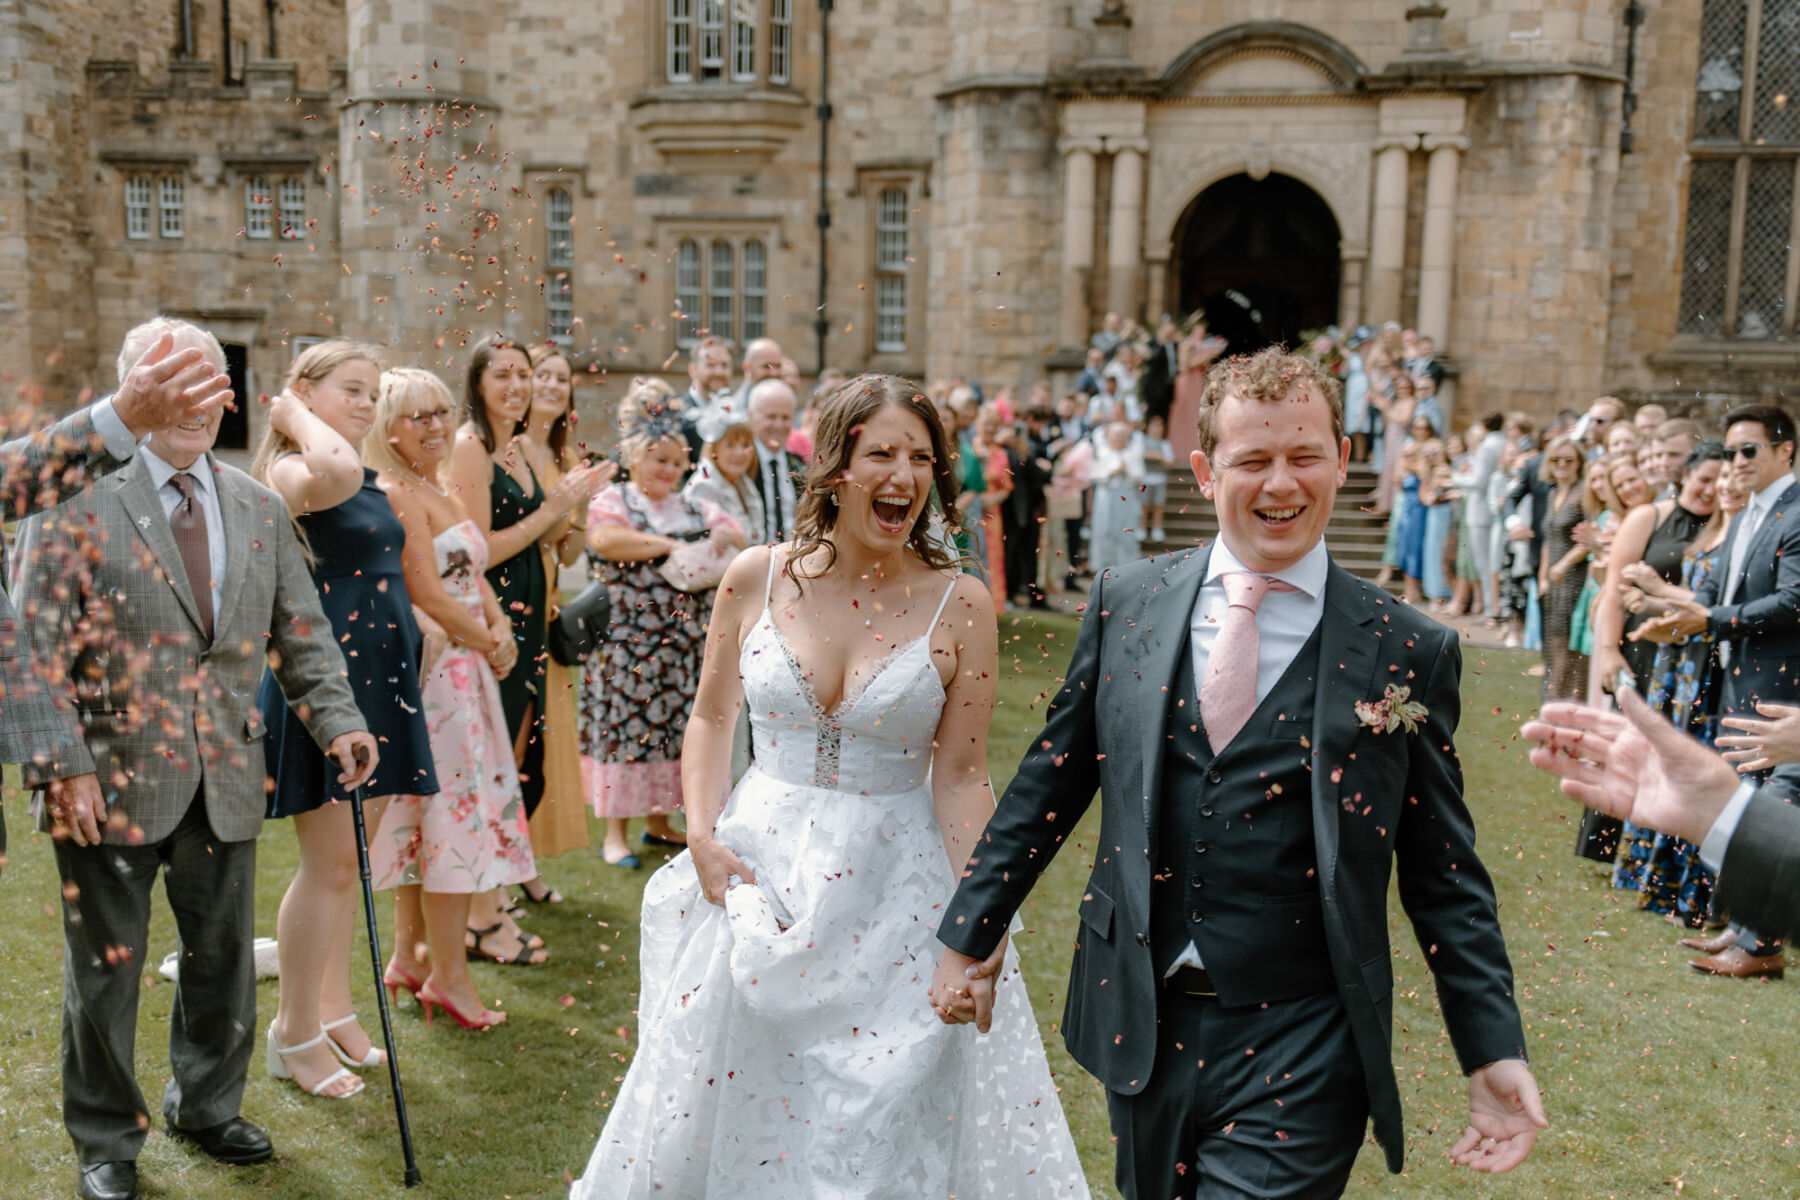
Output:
[15, 320, 378, 1200]
[1, 334, 233, 872]
[677, 336, 738, 467]
[1527, 689, 1800, 950]
[747, 379, 804, 543]
[1139, 317, 1181, 426]
[1638, 402, 1800, 979]
[932, 348, 1543, 1198]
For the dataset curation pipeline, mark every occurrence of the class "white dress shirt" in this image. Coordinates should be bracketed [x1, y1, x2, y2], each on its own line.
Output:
[1700, 780, 1757, 872]
[89, 396, 141, 459]
[757, 441, 796, 541]
[140, 445, 226, 620]
[1168, 534, 1330, 974]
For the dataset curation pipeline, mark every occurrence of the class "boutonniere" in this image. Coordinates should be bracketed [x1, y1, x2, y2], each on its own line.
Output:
[1354, 684, 1428, 735]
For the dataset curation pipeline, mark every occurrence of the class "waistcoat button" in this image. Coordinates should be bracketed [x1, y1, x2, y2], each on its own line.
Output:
[1193, 839, 1208, 854]
[1207, 769, 1223, 784]
[1189, 910, 1205, 924]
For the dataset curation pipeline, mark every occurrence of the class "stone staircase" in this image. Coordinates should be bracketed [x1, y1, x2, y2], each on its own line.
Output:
[1142, 462, 1388, 579]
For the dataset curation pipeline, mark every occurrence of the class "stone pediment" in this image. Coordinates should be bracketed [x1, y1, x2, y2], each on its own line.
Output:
[1161, 21, 1368, 98]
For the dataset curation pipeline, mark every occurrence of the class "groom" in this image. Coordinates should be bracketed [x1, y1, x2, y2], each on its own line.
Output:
[933, 348, 1544, 1198]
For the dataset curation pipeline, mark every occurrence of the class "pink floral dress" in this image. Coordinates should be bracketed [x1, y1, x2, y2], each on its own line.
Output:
[371, 520, 536, 893]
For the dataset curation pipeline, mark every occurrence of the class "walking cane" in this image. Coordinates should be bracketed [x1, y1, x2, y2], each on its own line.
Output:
[348, 745, 424, 1188]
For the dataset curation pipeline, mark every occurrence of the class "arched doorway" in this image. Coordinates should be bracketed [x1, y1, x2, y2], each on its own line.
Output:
[1173, 173, 1341, 356]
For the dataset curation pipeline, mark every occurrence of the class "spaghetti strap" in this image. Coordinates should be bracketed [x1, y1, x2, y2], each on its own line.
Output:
[928, 572, 959, 628]
[762, 547, 780, 610]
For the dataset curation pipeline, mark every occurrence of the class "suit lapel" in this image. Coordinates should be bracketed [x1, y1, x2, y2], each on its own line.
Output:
[1309, 562, 1382, 902]
[1137, 546, 1211, 839]
[114, 456, 208, 637]
[210, 457, 253, 639]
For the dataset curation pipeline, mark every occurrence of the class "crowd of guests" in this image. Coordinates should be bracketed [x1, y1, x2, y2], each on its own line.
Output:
[1322, 336, 1800, 985]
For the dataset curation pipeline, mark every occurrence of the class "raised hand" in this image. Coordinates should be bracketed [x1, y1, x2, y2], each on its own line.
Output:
[1450, 1059, 1547, 1174]
[111, 333, 234, 438]
[1716, 701, 1800, 774]
[1521, 688, 1740, 844]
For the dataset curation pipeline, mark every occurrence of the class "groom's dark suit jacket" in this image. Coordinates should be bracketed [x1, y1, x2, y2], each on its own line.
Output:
[941, 544, 1526, 1173]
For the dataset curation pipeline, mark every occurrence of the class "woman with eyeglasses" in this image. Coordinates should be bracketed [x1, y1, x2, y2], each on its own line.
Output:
[1612, 444, 1738, 922]
[1589, 449, 1703, 707]
[365, 367, 538, 1030]
[1537, 436, 1591, 699]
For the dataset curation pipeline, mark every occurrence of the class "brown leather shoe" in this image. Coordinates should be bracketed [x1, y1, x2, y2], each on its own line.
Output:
[1688, 946, 1785, 978]
[1678, 928, 1738, 954]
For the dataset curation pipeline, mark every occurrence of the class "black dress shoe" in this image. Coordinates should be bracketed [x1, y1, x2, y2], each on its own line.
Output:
[76, 1160, 138, 1200]
[168, 1116, 274, 1164]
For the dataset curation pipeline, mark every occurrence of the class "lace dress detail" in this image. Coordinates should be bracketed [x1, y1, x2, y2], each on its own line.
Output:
[572, 554, 1091, 1200]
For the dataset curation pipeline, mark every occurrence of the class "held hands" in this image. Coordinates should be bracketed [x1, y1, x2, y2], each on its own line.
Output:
[486, 619, 518, 678]
[329, 732, 381, 790]
[111, 333, 234, 439]
[691, 834, 756, 907]
[1450, 1059, 1547, 1174]
[927, 936, 1009, 1034]
[1716, 701, 1800, 774]
[45, 773, 105, 847]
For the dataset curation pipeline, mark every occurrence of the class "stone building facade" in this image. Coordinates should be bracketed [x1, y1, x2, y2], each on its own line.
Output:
[4, 0, 1794, 439]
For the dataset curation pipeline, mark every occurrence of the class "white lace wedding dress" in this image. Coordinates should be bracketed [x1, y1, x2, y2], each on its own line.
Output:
[572, 560, 1091, 1199]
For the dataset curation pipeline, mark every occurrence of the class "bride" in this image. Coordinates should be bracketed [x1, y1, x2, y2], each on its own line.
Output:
[572, 375, 1090, 1197]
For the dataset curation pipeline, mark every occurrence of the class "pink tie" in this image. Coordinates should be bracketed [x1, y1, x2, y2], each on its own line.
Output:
[1200, 571, 1295, 755]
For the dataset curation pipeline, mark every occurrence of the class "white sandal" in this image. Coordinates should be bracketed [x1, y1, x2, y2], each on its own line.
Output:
[265, 1023, 364, 1098]
[321, 1014, 388, 1069]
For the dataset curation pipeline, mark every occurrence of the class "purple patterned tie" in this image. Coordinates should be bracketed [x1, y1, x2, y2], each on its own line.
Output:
[169, 471, 214, 640]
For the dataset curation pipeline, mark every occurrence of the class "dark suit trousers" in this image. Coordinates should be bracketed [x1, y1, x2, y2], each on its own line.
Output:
[1107, 991, 1368, 1200]
[53, 788, 257, 1163]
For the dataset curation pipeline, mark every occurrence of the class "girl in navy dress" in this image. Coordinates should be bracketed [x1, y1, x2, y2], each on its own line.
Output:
[255, 341, 438, 1099]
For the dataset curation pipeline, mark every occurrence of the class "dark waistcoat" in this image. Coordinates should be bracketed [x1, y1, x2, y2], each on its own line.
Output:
[1149, 621, 1336, 1007]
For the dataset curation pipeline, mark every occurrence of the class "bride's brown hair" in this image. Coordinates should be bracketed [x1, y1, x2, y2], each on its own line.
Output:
[784, 373, 964, 588]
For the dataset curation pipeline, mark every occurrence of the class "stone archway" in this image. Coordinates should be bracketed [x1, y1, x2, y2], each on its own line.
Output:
[1172, 172, 1342, 356]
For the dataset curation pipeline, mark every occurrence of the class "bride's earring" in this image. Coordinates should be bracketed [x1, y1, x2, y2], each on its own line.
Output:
[828, 491, 841, 508]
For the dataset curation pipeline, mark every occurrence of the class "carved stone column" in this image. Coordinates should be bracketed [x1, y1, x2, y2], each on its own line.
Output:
[1060, 139, 1101, 347]
[1107, 139, 1147, 318]
[1366, 137, 1415, 326]
[1415, 134, 1468, 347]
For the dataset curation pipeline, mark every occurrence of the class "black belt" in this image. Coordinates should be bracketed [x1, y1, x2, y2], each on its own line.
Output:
[1163, 965, 1218, 998]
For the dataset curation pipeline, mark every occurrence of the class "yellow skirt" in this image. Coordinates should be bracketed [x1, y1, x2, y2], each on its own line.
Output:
[528, 621, 592, 860]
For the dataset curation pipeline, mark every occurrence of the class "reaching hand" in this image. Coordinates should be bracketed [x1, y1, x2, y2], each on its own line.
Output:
[1450, 1059, 1547, 1174]
[329, 732, 381, 789]
[551, 462, 609, 514]
[1521, 688, 1740, 844]
[927, 936, 1008, 1034]
[45, 773, 105, 847]
[110, 333, 234, 438]
[691, 836, 756, 907]
[1716, 701, 1800, 774]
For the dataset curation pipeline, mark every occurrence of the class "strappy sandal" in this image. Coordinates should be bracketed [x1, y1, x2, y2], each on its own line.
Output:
[517, 879, 565, 905]
[321, 1014, 388, 1068]
[465, 922, 549, 966]
[266, 1023, 363, 1098]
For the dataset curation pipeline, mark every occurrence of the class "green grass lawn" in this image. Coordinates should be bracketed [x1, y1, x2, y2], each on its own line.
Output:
[2, 616, 1797, 1198]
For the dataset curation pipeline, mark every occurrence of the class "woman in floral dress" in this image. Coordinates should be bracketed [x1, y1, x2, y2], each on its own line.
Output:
[583, 380, 743, 867]
[367, 367, 544, 1028]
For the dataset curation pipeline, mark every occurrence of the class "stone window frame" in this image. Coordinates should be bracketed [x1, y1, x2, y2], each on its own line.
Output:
[1679, 0, 1800, 341]
[278, 179, 306, 240]
[124, 176, 153, 239]
[874, 188, 911, 353]
[545, 187, 576, 345]
[667, 224, 778, 350]
[854, 164, 930, 366]
[158, 177, 185, 239]
[662, 0, 794, 89]
[245, 177, 275, 239]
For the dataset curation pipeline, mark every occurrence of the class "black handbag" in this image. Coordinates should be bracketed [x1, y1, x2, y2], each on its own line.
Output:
[547, 580, 612, 666]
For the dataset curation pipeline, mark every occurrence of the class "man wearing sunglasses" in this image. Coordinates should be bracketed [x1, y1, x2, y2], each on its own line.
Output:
[1640, 403, 1800, 979]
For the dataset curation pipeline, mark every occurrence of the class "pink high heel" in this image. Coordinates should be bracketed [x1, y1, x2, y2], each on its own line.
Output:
[418, 980, 506, 1031]
[383, 964, 424, 1007]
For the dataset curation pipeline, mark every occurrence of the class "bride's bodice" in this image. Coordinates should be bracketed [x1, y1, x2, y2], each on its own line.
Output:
[738, 565, 956, 796]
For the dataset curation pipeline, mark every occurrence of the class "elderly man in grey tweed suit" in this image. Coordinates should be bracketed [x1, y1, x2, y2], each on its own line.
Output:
[1, 331, 234, 865]
[14, 318, 379, 1200]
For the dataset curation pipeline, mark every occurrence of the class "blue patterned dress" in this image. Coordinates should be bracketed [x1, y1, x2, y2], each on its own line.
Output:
[1611, 541, 1723, 920]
